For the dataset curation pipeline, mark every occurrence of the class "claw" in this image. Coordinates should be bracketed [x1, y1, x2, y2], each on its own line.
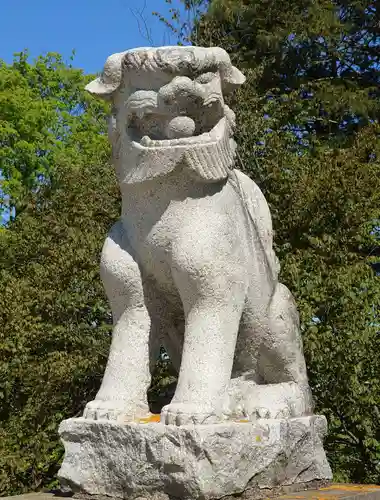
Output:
[160, 402, 223, 426]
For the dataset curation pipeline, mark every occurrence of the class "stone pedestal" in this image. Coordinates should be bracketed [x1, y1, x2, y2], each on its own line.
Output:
[58, 415, 332, 500]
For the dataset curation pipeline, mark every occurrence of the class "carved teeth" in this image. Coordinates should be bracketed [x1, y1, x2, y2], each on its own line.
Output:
[140, 136, 151, 146]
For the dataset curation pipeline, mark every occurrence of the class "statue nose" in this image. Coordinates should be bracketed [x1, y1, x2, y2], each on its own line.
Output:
[158, 76, 205, 110]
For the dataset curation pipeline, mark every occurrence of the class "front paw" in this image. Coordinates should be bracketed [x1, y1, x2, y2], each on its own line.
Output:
[83, 400, 149, 422]
[160, 402, 224, 426]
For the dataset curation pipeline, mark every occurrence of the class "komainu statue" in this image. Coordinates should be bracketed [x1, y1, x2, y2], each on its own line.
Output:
[83, 46, 312, 426]
[58, 46, 332, 500]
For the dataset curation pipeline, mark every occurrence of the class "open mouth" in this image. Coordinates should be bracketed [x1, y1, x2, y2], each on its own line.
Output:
[126, 91, 227, 150]
[127, 115, 228, 149]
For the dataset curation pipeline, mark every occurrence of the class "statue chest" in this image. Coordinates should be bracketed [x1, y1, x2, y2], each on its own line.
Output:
[121, 200, 193, 288]
[120, 179, 248, 287]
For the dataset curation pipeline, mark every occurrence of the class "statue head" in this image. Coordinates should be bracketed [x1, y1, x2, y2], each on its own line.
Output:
[86, 46, 245, 184]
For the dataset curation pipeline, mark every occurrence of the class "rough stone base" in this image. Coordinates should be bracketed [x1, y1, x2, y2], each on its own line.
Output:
[58, 415, 332, 500]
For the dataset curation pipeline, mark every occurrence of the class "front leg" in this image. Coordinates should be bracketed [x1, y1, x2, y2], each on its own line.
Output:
[161, 245, 247, 425]
[83, 221, 151, 422]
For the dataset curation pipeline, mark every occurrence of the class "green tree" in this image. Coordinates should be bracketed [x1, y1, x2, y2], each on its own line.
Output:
[0, 51, 109, 220]
[157, 0, 380, 483]
[0, 53, 117, 494]
[0, 156, 121, 494]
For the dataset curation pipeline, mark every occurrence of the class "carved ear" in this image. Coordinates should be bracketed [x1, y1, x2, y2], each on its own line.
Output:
[85, 51, 127, 99]
[202, 46, 245, 94]
[222, 66, 246, 94]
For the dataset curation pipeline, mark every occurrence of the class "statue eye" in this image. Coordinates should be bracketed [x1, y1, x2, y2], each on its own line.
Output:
[195, 72, 215, 84]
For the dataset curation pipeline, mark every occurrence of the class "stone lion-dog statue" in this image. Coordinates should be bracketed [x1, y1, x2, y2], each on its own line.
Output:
[84, 46, 312, 425]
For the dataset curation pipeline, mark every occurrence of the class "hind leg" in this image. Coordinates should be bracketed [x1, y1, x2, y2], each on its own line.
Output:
[259, 282, 312, 416]
[229, 283, 312, 419]
[260, 283, 309, 385]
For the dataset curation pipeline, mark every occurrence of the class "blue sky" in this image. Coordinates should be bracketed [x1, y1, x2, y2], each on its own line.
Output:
[1, 0, 184, 74]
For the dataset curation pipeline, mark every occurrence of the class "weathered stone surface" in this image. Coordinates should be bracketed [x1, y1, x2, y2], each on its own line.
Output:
[58, 415, 332, 500]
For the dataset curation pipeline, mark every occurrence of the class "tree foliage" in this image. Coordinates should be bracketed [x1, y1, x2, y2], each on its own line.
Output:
[0, 54, 117, 494]
[0, 159, 121, 494]
[158, 0, 380, 483]
[0, 51, 109, 220]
